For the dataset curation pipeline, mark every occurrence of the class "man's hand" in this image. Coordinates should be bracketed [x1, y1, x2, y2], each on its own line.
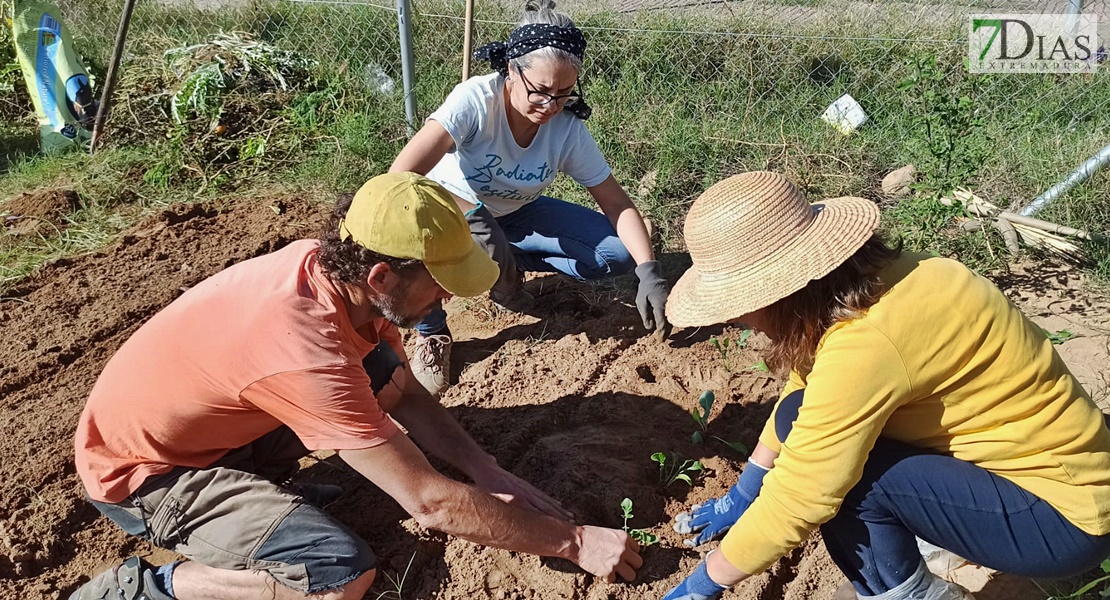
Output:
[471, 463, 574, 521]
[635, 261, 671, 340]
[572, 525, 643, 582]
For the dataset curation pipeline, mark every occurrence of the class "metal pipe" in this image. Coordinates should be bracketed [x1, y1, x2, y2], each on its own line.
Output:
[1021, 143, 1110, 216]
[1064, 0, 1083, 34]
[461, 0, 474, 82]
[396, 0, 417, 136]
[90, 0, 139, 155]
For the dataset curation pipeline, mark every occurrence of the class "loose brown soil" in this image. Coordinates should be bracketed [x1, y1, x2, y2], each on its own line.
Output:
[2, 188, 81, 239]
[0, 195, 1106, 599]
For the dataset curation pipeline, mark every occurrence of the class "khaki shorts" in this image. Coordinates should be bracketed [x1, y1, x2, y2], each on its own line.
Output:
[90, 427, 375, 594]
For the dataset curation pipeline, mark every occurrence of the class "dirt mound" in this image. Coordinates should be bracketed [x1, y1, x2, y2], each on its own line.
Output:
[0, 194, 1105, 599]
[2, 189, 81, 238]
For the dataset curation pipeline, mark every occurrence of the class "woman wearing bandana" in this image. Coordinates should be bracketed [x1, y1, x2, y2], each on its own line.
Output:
[390, 0, 669, 395]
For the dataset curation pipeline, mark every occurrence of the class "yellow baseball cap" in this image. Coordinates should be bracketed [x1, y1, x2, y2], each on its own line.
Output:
[338, 172, 499, 297]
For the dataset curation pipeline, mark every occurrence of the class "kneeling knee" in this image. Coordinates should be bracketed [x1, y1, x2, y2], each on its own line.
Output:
[331, 568, 375, 600]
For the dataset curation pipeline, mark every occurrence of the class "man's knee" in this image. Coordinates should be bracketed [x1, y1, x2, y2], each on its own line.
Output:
[255, 504, 378, 594]
[324, 568, 375, 600]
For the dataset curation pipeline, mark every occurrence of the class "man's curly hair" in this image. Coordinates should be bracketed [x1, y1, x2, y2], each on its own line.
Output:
[317, 193, 425, 285]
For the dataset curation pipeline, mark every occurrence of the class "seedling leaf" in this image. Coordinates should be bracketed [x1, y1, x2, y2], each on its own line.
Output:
[691, 431, 704, 444]
[698, 390, 715, 414]
[651, 452, 666, 466]
[674, 474, 692, 485]
[749, 361, 769, 372]
[712, 436, 749, 456]
[629, 529, 659, 546]
[620, 497, 633, 515]
[1044, 328, 1076, 345]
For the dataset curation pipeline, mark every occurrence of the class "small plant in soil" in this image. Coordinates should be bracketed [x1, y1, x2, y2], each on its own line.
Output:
[1044, 328, 1076, 345]
[710, 329, 753, 372]
[690, 390, 750, 457]
[690, 389, 714, 443]
[619, 498, 659, 547]
[651, 451, 703, 487]
[374, 551, 415, 600]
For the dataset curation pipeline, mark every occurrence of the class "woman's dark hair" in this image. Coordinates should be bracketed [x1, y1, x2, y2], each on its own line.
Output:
[317, 193, 424, 285]
[760, 233, 903, 376]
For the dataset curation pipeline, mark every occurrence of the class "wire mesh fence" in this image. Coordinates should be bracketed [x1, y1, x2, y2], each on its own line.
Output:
[47, 0, 1110, 218]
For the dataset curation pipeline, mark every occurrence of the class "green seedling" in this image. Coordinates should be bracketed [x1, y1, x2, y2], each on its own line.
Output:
[619, 498, 659, 547]
[691, 390, 714, 443]
[749, 360, 769, 372]
[1044, 329, 1076, 345]
[651, 452, 703, 487]
[709, 336, 731, 360]
[711, 437, 749, 456]
[710, 330, 753, 372]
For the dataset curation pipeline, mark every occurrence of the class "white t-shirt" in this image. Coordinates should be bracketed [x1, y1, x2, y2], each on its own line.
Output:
[425, 73, 611, 217]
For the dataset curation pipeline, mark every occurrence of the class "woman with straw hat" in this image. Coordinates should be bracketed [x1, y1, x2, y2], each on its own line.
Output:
[662, 171, 1110, 600]
[388, 0, 669, 397]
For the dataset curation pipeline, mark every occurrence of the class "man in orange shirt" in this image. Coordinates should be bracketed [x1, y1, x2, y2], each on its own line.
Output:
[69, 173, 642, 600]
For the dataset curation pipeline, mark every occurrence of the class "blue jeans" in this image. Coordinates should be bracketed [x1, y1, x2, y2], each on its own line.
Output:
[774, 390, 1110, 595]
[416, 195, 635, 335]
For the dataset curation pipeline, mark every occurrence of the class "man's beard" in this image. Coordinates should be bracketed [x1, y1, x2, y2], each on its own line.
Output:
[371, 280, 432, 329]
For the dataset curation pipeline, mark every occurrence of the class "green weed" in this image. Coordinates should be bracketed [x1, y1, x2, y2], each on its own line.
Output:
[1045, 559, 1110, 599]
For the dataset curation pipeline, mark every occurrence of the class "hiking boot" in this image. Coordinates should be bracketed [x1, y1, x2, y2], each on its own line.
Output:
[412, 333, 452, 395]
[490, 288, 536, 313]
[489, 266, 535, 314]
[286, 482, 344, 508]
[69, 556, 173, 600]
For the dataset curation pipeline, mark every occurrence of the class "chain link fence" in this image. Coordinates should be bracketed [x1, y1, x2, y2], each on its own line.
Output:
[48, 0, 1110, 227]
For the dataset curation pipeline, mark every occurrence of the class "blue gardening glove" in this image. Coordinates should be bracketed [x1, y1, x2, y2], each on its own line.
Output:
[673, 460, 769, 546]
[662, 557, 728, 600]
[635, 261, 671, 340]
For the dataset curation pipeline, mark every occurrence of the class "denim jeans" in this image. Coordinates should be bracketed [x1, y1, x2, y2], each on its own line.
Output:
[774, 390, 1110, 596]
[416, 195, 636, 335]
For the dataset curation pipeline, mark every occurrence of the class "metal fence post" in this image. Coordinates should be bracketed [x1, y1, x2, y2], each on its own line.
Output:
[396, 0, 418, 136]
[1064, 0, 1083, 34]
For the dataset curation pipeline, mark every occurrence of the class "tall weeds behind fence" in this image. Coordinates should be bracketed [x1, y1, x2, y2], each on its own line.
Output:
[47, 0, 1110, 250]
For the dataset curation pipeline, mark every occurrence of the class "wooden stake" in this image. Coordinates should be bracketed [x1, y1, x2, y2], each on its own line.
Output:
[90, 0, 138, 155]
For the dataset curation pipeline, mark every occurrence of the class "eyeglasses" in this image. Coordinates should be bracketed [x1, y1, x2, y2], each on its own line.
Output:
[516, 67, 581, 107]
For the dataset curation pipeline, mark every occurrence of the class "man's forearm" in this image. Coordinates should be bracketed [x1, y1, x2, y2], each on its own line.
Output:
[418, 475, 579, 558]
[391, 391, 498, 478]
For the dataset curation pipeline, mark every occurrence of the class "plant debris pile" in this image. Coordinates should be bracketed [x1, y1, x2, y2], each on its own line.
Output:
[104, 31, 320, 189]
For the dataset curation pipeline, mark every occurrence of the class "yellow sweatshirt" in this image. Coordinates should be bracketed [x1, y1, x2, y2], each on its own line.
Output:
[719, 253, 1110, 575]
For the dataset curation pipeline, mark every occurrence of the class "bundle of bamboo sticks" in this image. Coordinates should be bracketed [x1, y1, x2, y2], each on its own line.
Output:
[941, 188, 1105, 264]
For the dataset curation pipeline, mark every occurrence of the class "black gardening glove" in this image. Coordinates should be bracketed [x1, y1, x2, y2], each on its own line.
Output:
[635, 261, 671, 340]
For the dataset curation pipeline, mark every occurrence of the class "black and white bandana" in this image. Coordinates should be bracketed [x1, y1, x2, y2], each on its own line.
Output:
[474, 24, 592, 120]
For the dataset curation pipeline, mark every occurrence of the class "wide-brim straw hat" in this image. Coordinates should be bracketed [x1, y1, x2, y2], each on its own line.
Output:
[666, 171, 881, 328]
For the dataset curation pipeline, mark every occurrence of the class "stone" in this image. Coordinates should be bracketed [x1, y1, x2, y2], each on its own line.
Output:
[882, 165, 917, 197]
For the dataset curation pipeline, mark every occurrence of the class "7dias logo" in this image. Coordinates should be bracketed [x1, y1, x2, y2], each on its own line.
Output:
[969, 14, 1100, 73]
